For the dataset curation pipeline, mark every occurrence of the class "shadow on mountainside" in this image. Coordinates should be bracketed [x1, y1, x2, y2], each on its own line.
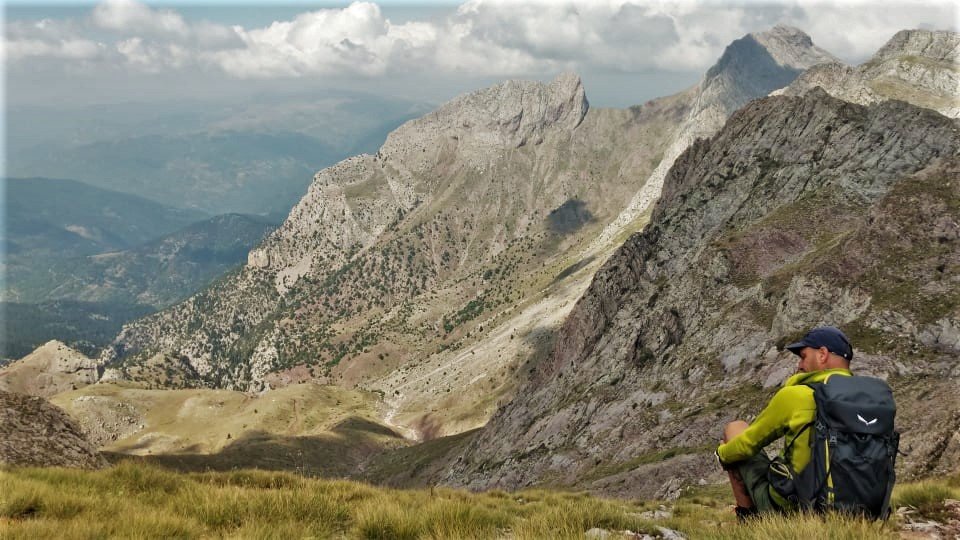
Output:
[102, 416, 406, 478]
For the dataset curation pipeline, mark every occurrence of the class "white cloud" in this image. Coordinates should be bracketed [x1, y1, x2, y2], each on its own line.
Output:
[92, 0, 189, 38]
[3, 38, 105, 62]
[212, 2, 404, 77]
[784, 1, 959, 63]
[4, 0, 957, 80]
[116, 37, 190, 72]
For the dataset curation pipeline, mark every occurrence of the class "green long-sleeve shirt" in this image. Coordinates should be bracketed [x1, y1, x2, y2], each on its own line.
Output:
[717, 368, 852, 474]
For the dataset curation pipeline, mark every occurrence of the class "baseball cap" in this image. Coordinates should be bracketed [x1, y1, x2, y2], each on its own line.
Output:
[785, 326, 853, 361]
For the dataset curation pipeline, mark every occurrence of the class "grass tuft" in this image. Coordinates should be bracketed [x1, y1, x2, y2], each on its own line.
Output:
[893, 480, 959, 521]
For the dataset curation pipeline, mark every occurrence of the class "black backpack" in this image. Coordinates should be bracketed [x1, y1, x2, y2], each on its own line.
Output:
[772, 375, 899, 519]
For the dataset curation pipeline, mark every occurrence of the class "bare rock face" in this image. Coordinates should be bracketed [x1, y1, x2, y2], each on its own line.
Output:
[0, 390, 107, 468]
[0, 340, 99, 398]
[778, 29, 959, 118]
[442, 89, 960, 497]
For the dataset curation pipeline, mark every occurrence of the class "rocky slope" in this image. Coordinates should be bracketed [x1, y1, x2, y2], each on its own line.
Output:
[777, 29, 959, 118]
[0, 340, 99, 397]
[100, 28, 833, 444]
[0, 390, 106, 468]
[440, 89, 960, 498]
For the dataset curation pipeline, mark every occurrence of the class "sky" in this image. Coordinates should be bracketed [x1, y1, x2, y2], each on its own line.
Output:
[5, 0, 958, 110]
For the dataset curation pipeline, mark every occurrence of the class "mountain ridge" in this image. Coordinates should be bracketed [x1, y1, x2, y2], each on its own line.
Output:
[776, 29, 959, 118]
[439, 88, 960, 497]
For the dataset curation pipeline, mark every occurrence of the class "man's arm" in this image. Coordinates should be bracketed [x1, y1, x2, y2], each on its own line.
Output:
[716, 386, 798, 465]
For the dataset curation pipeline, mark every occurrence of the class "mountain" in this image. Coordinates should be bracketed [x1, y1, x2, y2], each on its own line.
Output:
[101, 72, 680, 400]
[0, 301, 156, 361]
[590, 24, 837, 258]
[10, 213, 275, 308]
[101, 26, 836, 440]
[439, 90, 960, 497]
[0, 390, 106, 469]
[776, 29, 959, 118]
[3, 179, 274, 362]
[3, 177, 207, 260]
[0, 340, 98, 398]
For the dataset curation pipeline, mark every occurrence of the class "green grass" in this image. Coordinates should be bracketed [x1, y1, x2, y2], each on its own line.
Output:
[1, 462, 956, 539]
[893, 479, 960, 522]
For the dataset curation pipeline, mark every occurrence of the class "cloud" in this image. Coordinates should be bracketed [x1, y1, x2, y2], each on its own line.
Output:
[784, 1, 959, 63]
[4, 0, 957, 80]
[212, 2, 408, 77]
[3, 38, 105, 62]
[92, 0, 189, 38]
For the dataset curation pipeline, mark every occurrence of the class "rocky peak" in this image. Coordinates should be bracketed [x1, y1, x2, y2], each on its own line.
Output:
[381, 72, 588, 160]
[750, 24, 838, 69]
[596, 26, 835, 251]
[873, 29, 960, 64]
[694, 25, 837, 128]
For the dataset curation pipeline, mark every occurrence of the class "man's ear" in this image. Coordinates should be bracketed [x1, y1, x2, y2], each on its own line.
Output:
[818, 346, 830, 366]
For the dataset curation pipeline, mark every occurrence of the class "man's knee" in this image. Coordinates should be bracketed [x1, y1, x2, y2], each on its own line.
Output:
[723, 420, 749, 443]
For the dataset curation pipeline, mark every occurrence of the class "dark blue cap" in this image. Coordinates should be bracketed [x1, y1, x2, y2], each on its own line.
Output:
[785, 326, 853, 361]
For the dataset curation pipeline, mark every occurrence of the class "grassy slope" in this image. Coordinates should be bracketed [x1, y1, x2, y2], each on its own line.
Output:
[1, 463, 956, 539]
[49, 383, 408, 477]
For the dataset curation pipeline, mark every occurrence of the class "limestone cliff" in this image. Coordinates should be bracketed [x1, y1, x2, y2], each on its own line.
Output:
[101, 72, 682, 402]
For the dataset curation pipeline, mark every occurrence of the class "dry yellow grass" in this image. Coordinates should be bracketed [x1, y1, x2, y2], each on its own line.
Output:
[1, 462, 956, 539]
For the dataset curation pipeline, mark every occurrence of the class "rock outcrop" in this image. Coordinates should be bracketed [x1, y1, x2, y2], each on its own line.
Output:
[0, 390, 107, 468]
[777, 29, 959, 118]
[442, 89, 960, 497]
[0, 340, 98, 398]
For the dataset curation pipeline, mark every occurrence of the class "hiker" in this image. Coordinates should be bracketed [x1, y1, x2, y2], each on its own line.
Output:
[715, 326, 898, 520]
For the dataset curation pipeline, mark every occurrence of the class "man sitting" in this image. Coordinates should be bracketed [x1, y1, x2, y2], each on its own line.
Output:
[716, 326, 855, 519]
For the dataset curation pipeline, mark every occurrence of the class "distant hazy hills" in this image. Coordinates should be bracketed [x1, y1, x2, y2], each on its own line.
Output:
[11, 131, 335, 218]
[7, 93, 430, 216]
[2, 178, 275, 360]
[4, 177, 207, 257]
[8, 212, 275, 307]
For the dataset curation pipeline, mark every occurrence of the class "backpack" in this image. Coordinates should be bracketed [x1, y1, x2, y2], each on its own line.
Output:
[776, 375, 900, 519]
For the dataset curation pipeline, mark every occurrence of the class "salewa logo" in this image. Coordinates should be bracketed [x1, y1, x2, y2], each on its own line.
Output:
[857, 414, 878, 426]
